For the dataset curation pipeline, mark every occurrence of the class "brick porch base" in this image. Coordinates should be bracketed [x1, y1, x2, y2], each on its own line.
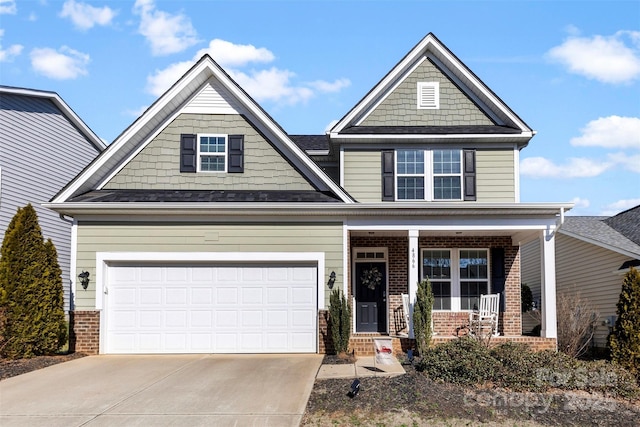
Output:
[69, 310, 100, 355]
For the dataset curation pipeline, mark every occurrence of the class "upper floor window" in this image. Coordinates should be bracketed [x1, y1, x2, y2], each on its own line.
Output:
[396, 149, 462, 201]
[198, 134, 227, 172]
[180, 133, 244, 174]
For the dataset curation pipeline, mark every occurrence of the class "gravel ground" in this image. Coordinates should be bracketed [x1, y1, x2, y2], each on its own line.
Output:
[301, 357, 640, 427]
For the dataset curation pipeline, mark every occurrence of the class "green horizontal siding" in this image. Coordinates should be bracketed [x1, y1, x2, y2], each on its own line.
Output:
[476, 149, 515, 202]
[75, 222, 344, 310]
[343, 151, 382, 202]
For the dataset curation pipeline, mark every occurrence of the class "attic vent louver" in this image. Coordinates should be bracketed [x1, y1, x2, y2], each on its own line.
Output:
[417, 82, 439, 109]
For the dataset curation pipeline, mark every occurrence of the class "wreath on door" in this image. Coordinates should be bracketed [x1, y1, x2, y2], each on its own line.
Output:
[360, 266, 383, 290]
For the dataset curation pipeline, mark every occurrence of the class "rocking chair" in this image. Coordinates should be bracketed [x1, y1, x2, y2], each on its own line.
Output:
[468, 293, 500, 338]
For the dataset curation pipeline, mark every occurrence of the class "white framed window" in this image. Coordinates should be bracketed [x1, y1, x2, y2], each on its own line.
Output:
[422, 248, 489, 311]
[197, 134, 227, 172]
[417, 82, 439, 109]
[395, 149, 462, 201]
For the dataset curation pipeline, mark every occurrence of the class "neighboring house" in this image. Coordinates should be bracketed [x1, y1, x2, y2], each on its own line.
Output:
[45, 34, 571, 355]
[522, 205, 640, 347]
[0, 86, 106, 315]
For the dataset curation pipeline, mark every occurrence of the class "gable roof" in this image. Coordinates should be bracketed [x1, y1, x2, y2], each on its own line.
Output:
[0, 85, 106, 152]
[560, 209, 640, 259]
[51, 55, 353, 204]
[603, 205, 640, 246]
[330, 33, 534, 147]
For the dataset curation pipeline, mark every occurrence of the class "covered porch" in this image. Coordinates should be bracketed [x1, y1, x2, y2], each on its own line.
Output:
[342, 209, 564, 354]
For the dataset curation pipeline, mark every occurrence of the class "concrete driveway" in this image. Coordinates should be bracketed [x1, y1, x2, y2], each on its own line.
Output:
[0, 354, 323, 426]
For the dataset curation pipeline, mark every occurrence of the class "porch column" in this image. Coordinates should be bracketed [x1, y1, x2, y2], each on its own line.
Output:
[540, 228, 557, 339]
[408, 229, 419, 338]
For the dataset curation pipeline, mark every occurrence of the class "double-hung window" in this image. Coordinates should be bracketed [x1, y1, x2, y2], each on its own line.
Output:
[422, 248, 489, 311]
[198, 134, 227, 172]
[395, 149, 462, 201]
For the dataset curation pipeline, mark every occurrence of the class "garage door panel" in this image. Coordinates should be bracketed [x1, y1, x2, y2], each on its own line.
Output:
[106, 264, 317, 354]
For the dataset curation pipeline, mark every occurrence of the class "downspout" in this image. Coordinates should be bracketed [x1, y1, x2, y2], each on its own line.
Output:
[59, 214, 77, 312]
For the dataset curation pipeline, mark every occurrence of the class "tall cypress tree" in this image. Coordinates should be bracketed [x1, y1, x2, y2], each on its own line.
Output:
[608, 267, 640, 376]
[0, 204, 67, 358]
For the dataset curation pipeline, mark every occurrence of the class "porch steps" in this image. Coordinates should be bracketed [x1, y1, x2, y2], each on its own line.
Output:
[349, 335, 413, 356]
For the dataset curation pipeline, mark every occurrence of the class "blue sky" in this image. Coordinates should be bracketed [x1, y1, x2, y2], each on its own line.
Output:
[1, 0, 639, 216]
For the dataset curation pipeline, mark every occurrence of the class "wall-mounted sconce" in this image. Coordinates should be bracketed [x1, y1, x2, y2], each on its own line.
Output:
[78, 271, 90, 290]
[327, 271, 336, 289]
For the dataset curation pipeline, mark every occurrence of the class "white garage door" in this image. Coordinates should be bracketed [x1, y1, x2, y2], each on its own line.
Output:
[105, 264, 317, 354]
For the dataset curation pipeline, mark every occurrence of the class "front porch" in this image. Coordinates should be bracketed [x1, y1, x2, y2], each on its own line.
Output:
[337, 226, 559, 355]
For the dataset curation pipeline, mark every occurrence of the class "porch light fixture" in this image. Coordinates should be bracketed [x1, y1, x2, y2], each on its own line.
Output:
[327, 271, 336, 289]
[78, 271, 90, 290]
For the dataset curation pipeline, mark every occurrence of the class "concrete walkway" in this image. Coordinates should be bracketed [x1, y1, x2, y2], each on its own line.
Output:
[0, 354, 322, 427]
[316, 356, 406, 379]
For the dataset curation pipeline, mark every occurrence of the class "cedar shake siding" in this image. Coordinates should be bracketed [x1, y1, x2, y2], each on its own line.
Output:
[360, 58, 495, 127]
[104, 113, 314, 191]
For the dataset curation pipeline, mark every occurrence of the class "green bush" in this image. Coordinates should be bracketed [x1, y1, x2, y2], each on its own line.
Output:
[0, 204, 67, 358]
[413, 279, 434, 356]
[608, 267, 640, 377]
[328, 289, 351, 355]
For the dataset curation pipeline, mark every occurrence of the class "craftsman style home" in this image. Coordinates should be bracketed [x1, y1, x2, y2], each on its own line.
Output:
[47, 34, 571, 355]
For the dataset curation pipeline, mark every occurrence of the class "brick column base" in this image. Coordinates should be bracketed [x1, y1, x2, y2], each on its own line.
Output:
[69, 310, 100, 355]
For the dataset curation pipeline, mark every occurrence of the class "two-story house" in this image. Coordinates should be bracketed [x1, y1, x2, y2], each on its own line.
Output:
[46, 34, 571, 355]
[1, 86, 105, 316]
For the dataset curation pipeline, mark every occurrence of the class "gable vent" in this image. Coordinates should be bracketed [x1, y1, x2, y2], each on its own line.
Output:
[417, 82, 439, 109]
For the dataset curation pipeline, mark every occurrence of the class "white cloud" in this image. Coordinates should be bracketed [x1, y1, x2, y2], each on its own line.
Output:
[195, 39, 274, 67]
[608, 152, 640, 173]
[520, 156, 612, 178]
[547, 30, 640, 84]
[146, 60, 192, 96]
[0, 29, 23, 62]
[60, 0, 117, 31]
[601, 198, 640, 216]
[0, 0, 16, 14]
[146, 39, 350, 105]
[571, 116, 640, 149]
[133, 0, 199, 56]
[30, 46, 90, 79]
[28, 12, 37, 21]
[308, 78, 351, 93]
[569, 197, 590, 210]
[125, 105, 150, 118]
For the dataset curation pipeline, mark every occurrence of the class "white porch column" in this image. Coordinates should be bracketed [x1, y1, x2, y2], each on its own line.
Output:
[408, 229, 420, 338]
[540, 228, 557, 339]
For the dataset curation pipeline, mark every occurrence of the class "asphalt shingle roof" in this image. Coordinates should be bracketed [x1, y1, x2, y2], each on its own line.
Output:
[603, 205, 640, 246]
[339, 125, 522, 135]
[561, 209, 640, 258]
[289, 135, 330, 151]
[69, 190, 343, 203]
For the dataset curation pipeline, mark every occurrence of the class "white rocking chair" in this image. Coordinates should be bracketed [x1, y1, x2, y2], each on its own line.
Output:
[468, 293, 500, 338]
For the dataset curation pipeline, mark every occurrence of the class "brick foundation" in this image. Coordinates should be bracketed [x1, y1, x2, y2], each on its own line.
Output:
[69, 310, 100, 355]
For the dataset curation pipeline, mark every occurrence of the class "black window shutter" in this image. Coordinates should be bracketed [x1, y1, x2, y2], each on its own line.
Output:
[491, 247, 506, 312]
[180, 134, 197, 173]
[463, 149, 476, 201]
[227, 134, 244, 173]
[381, 150, 395, 201]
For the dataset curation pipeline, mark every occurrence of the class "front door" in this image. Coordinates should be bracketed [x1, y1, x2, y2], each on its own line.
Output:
[355, 262, 387, 333]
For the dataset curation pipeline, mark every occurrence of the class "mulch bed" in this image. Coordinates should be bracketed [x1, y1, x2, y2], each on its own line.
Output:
[303, 360, 640, 426]
[0, 353, 86, 381]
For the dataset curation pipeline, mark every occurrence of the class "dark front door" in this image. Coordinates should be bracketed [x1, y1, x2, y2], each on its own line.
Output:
[355, 262, 387, 333]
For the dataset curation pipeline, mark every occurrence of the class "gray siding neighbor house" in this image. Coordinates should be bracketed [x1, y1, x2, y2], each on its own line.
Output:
[0, 86, 106, 314]
[522, 205, 640, 347]
[45, 34, 571, 355]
